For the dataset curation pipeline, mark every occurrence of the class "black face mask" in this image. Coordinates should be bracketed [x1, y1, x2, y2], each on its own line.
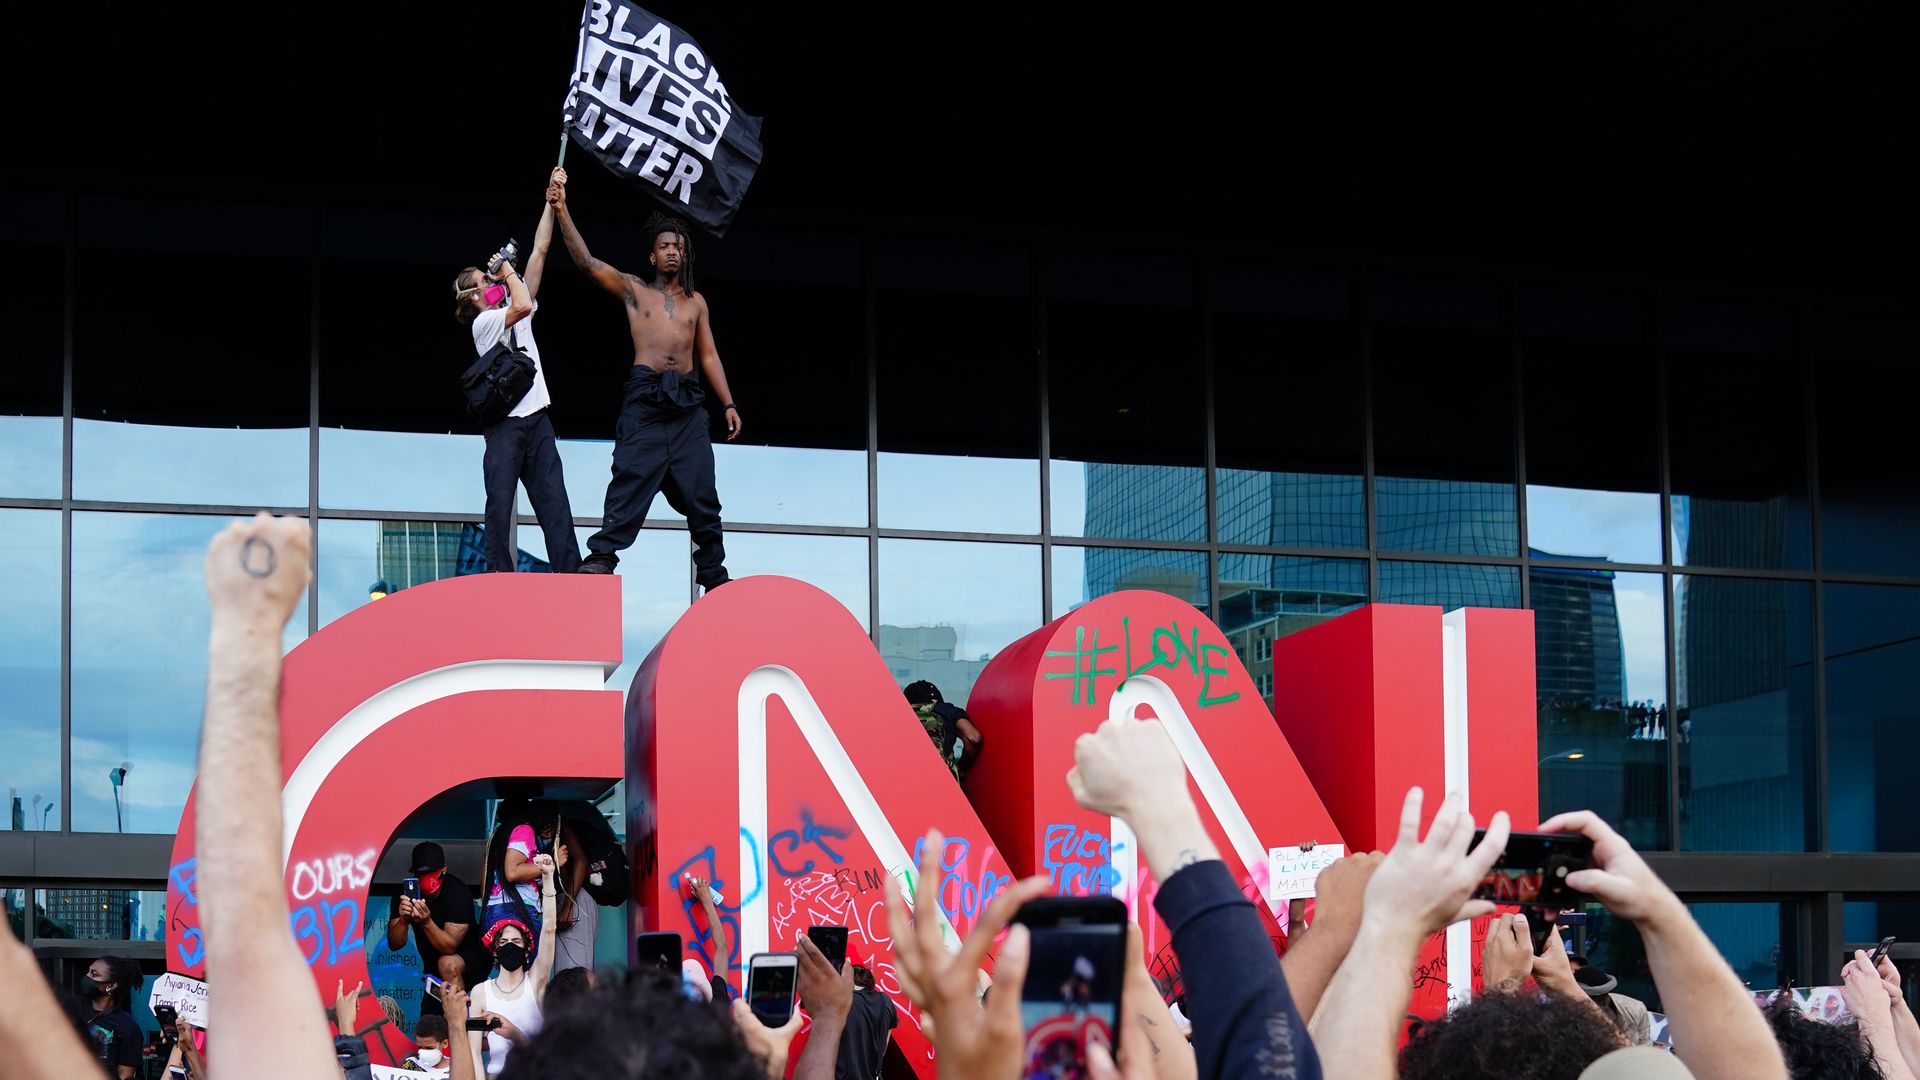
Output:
[494, 942, 528, 972]
[82, 976, 109, 999]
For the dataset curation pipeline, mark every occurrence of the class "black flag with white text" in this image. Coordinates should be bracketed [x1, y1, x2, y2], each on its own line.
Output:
[563, 1, 763, 235]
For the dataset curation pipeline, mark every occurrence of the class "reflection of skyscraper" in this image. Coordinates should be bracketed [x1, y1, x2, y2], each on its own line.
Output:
[1530, 557, 1626, 705]
[878, 625, 991, 706]
[376, 522, 550, 590]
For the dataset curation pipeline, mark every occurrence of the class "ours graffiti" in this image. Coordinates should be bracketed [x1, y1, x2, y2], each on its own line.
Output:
[167, 855, 367, 970]
[290, 849, 377, 901]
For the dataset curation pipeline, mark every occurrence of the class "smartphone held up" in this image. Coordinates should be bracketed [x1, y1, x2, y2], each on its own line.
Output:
[1014, 897, 1127, 1076]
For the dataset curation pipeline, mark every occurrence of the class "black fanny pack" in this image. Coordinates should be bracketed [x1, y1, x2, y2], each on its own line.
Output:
[461, 325, 536, 426]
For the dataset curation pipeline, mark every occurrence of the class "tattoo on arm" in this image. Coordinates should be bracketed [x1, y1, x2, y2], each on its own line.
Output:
[240, 538, 276, 578]
[1171, 848, 1203, 874]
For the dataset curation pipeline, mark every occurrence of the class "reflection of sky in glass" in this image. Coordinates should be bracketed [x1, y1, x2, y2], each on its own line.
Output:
[0, 510, 62, 830]
[876, 539, 1041, 708]
[74, 420, 309, 507]
[321, 429, 485, 513]
[1611, 573, 1668, 706]
[0, 417, 62, 499]
[1527, 486, 1662, 566]
[878, 453, 1039, 534]
[714, 445, 866, 527]
[70, 512, 307, 833]
[724, 533, 869, 630]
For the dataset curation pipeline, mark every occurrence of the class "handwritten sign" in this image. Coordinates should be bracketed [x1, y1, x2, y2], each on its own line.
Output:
[372, 1066, 433, 1079]
[1267, 844, 1345, 903]
[148, 972, 210, 1029]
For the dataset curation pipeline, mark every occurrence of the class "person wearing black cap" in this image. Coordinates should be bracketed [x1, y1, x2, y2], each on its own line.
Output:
[1577, 963, 1654, 1046]
[387, 841, 490, 1001]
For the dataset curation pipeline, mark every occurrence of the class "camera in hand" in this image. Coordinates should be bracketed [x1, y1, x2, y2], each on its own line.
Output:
[487, 239, 521, 276]
[1471, 830, 1595, 908]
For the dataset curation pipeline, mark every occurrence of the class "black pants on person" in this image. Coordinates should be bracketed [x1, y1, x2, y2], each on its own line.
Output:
[587, 366, 729, 590]
[482, 408, 583, 573]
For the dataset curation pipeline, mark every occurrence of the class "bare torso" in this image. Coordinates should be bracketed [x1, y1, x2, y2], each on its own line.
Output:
[622, 276, 704, 373]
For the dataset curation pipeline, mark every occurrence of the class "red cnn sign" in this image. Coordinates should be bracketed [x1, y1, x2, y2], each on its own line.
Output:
[167, 574, 1533, 1072]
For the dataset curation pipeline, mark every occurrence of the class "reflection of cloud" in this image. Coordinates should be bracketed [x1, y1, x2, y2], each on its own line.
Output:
[1526, 486, 1661, 565]
[1613, 576, 1668, 706]
[71, 734, 201, 833]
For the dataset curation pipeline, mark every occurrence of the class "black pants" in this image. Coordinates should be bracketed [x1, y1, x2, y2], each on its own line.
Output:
[482, 409, 582, 573]
[588, 366, 728, 589]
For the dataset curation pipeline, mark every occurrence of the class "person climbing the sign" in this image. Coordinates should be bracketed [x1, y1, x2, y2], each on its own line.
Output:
[548, 169, 739, 592]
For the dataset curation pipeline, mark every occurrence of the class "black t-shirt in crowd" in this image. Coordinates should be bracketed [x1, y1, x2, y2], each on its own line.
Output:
[836, 986, 899, 1080]
[401, 873, 492, 987]
[86, 1007, 142, 1072]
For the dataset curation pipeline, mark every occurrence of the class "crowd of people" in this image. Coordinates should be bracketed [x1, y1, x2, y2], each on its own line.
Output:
[4, 515, 1917, 1080]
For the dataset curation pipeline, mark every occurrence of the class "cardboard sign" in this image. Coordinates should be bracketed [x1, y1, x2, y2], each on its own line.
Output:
[148, 972, 210, 1029]
[1267, 843, 1346, 903]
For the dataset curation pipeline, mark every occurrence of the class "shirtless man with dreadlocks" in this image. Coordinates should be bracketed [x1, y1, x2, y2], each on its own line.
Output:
[549, 169, 738, 590]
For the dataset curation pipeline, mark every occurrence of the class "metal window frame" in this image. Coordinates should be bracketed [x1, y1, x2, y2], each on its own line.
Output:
[5, 197, 1919, 987]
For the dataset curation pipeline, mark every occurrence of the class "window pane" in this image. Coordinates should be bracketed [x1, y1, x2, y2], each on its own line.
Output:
[1666, 301, 1809, 570]
[880, 454, 1038, 535]
[1676, 577, 1814, 852]
[877, 540, 1041, 710]
[1048, 251, 1205, 541]
[1522, 288, 1661, 566]
[319, 518, 560, 626]
[0, 510, 62, 830]
[1534, 568, 1669, 851]
[1371, 276, 1517, 556]
[74, 197, 310, 506]
[1376, 562, 1520, 608]
[596, 529, 693, 694]
[71, 512, 308, 833]
[1054, 547, 1208, 615]
[0, 192, 65, 499]
[1212, 263, 1364, 549]
[1825, 584, 1920, 853]
[876, 237, 1038, 534]
[1814, 317, 1920, 576]
[1218, 556, 1367, 710]
[37, 889, 168, 942]
[1689, 902, 1796, 998]
[714, 445, 866, 527]
[722, 533, 869, 631]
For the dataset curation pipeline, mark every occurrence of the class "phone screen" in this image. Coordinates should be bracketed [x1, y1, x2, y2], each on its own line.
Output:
[1873, 936, 1897, 964]
[1471, 831, 1594, 907]
[1017, 899, 1126, 1076]
[747, 955, 799, 1026]
[403, 877, 422, 902]
[807, 925, 849, 972]
[423, 974, 444, 1003]
[635, 931, 682, 973]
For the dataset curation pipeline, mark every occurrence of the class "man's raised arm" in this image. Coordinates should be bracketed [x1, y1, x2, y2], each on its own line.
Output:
[549, 175, 628, 297]
[195, 513, 339, 1078]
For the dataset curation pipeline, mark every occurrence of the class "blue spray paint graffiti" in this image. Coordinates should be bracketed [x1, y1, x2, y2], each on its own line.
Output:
[910, 835, 1012, 922]
[769, 809, 850, 878]
[291, 897, 365, 967]
[667, 830, 765, 975]
[1041, 823, 1124, 896]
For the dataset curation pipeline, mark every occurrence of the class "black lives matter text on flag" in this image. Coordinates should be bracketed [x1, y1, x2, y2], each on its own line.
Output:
[564, 0, 764, 234]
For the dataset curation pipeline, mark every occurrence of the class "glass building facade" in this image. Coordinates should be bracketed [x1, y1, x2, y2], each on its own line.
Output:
[4, 189, 1918, 1004]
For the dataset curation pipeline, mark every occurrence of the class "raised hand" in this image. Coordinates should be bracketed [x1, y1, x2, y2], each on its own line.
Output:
[204, 512, 310, 630]
[1481, 912, 1533, 993]
[1538, 810, 1683, 926]
[884, 828, 1048, 1079]
[1362, 788, 1510, 948]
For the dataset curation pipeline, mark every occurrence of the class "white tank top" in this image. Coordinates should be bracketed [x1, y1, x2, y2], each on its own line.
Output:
[474, 974, 543, 1075]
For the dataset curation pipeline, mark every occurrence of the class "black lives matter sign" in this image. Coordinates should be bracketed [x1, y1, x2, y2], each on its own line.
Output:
[564, 1, 764, 234]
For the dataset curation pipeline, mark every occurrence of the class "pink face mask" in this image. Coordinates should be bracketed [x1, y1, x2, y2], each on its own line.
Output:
[482, 284, 507, 307]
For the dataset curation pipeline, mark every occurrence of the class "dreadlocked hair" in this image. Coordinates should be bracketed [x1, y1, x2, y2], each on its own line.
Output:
[644, 212, 697, 295]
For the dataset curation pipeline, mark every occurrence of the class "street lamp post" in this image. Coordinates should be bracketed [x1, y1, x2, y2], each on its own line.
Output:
[108, 764, 132, 833]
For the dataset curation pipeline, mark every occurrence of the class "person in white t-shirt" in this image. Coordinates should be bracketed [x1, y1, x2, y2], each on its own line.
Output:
[449, 169, 582, 574]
